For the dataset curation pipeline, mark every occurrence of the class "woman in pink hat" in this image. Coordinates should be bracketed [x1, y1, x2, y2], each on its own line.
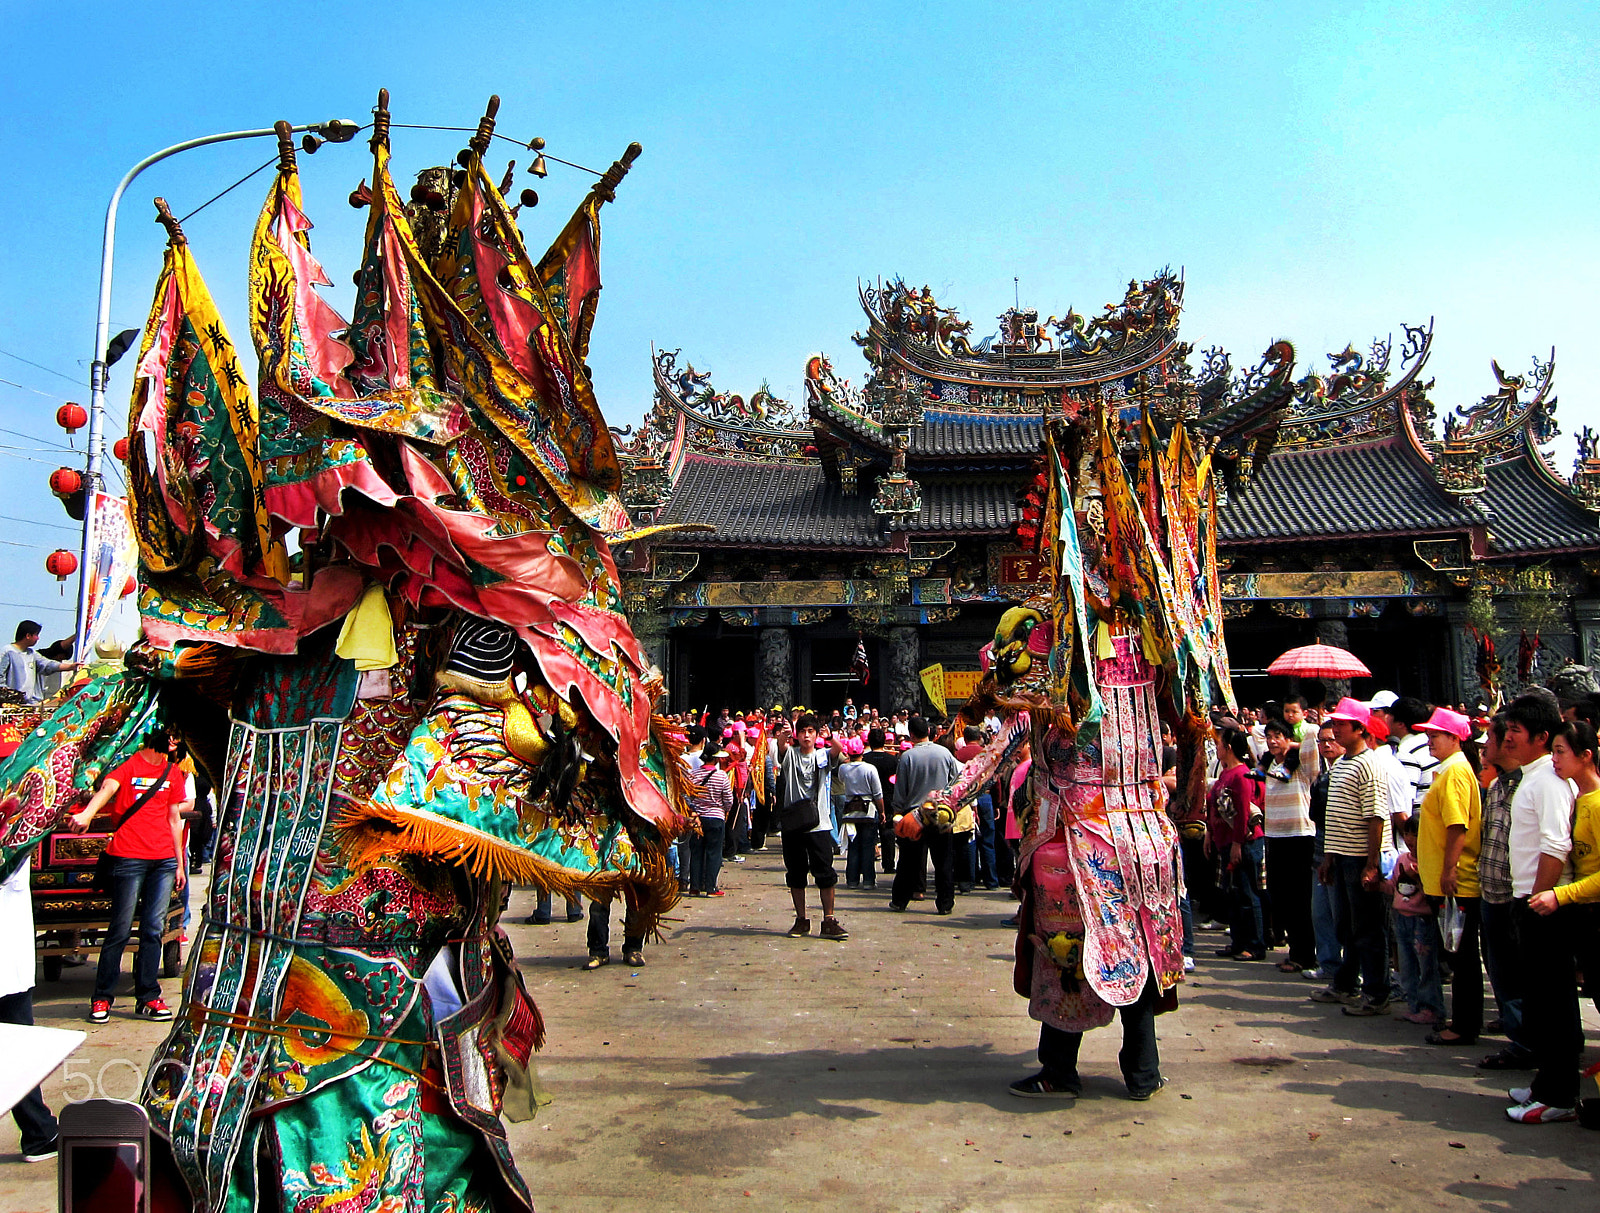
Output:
[1414, 707, 1484, 1045]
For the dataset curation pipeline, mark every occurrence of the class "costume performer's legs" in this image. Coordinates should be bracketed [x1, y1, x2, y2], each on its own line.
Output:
[1036, 976, 1162, 1095]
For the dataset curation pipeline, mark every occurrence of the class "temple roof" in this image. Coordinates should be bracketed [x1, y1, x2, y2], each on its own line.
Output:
[655, 454, 1018, 548]
[1217, 438, 1488, 545]
[1483, 453, 1600, 556]
[627, 281, 1600, 563]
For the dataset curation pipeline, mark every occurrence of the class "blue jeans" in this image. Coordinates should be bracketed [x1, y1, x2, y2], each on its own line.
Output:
[534, 890, 581, 922]
[1394, 912, 1445, 1017]
[689, 817, 725, 893]
[1311, 851, 1342, 972]
[1228, 837, 1266, 954]
[1481, 898, 1530, 1054]
[845, 819, 879, 886]
[973, 793, 997, 886]
[93, 855, 177, 1005]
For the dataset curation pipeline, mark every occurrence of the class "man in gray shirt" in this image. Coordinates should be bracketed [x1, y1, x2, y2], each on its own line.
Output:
[0, 621, 76, 704]
[888, 716, 964, 915]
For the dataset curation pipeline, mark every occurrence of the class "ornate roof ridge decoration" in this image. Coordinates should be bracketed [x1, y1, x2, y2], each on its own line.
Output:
[1571, 425, 1600, 513]
[1438, 351, 1557, 465]
[1266, 320, 1435, 450]
[855, 270, 1186, 396]
[1193, 339, 1297, 494]
[618, 347, 816, 513]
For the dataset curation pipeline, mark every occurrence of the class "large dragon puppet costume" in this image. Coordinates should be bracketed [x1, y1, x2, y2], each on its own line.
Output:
[931, 404, 1235, 1042]
[0, 92, 689, 1212]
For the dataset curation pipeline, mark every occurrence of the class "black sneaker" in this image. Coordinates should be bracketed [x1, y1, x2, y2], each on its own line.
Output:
[819, 917, 849, 941]
[622, 949, 645, 967]
[1008, 1072, 1080, 1099]
[787, 917, 810, 937]
[1128, 1076, 1168, 1101]
[22, 1138, 58, 1163]
[582, 955, 609, 971]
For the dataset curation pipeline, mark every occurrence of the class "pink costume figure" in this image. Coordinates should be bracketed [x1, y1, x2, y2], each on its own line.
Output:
[927, 411, 1232, 1103]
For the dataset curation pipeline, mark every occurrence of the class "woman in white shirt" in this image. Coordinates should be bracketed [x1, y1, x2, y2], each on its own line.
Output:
[1260, 718, 1320, 973]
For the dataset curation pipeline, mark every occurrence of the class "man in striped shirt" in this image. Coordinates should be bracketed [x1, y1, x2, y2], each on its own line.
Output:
[1310, 698, 1393, 1016]
[1387, 696, 1440, 816]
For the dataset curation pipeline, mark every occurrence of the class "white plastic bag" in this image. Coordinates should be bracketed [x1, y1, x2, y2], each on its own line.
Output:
[1440, 896, 1465, 952]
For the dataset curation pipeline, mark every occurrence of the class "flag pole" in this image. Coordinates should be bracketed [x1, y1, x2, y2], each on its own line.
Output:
[75, 118, 358, 655]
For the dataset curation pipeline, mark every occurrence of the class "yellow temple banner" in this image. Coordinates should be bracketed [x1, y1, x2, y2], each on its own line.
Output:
[942, 670, 982, 702]
[919, 663, 946, 709]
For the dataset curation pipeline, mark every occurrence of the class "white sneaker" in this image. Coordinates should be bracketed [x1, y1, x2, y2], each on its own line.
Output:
[1506, 1100, 1575, 1124]
[1182, 955, 1196, 973]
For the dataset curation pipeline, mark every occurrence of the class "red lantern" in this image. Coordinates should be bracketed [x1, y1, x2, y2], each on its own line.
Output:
[122, 575, 138, 598]
[56, 403, 88, 434]
[113, 436, 130, 461]
[49, 467, 82, 497]
[45, 549, 78, 581]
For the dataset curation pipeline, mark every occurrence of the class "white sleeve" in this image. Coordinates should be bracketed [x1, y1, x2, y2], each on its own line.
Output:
[1536, 778, 1574, 860]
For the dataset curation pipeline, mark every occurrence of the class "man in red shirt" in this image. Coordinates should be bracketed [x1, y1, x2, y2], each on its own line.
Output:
[69, 727, 191, 1023]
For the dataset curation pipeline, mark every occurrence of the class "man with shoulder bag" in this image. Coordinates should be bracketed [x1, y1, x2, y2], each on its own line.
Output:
[774, 715, 848, 940]
[69, 726, 191, 1024]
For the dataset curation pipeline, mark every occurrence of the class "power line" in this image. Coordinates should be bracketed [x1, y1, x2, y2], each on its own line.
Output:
[0, 513, 77, 533]
[0, 601, 76, 615]
[178, 154, 279, 224]
[0, 348, 80, 386]
[0, 425, 72, 451]
[0, 376, 73, 403]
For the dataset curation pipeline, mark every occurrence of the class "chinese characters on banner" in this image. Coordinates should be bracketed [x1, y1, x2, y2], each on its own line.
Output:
[998, 553, 1047, 585]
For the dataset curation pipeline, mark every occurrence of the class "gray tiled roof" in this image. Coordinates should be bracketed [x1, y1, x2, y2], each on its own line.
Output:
[1483, 458, 1600, 555]
[910, 411, 1044, 458]
[656, 455, 1019, 547]
[1217, 439, 1487, 543]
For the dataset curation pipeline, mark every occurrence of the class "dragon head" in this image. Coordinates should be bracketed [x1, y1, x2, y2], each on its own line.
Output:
[991, 606, 1051, 688]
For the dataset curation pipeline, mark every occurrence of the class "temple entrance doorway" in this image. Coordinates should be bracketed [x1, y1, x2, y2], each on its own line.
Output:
[805, 636, 874, 716]
[672, 626, 757, 719]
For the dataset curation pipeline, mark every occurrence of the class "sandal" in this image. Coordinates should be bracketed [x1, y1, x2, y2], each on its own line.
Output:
[1276, 960, 1304, 973]
[1425, 1029, 1476, 1046]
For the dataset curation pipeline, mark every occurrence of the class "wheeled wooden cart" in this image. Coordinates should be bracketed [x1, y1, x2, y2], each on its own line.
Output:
[30, 827, 184, 982]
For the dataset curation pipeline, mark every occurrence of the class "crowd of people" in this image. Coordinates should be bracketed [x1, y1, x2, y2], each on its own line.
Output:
[646, 685, 1599, 1125]
[1188, 686, 1599, 1126]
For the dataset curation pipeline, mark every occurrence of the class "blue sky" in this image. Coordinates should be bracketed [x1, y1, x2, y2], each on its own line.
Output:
[1, 1, 1595, 638]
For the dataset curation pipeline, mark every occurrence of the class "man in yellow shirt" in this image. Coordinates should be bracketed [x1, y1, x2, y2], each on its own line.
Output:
[1414, 707, 1484, 1046]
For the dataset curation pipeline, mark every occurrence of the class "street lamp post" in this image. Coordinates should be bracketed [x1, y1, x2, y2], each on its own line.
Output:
[75, 118, 359, 652]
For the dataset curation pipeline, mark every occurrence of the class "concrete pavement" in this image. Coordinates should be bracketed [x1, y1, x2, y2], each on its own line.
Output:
[3, 852, 1597, 1211]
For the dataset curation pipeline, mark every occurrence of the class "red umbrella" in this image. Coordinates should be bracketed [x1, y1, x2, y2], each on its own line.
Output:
[1267, 643, 1372, 680]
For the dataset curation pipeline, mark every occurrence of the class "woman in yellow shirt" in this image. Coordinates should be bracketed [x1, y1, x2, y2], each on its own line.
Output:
[1532, 721, 1600, 912]
[1528, 720, 1600, 1079]
[1415, 707, 1484, 1046]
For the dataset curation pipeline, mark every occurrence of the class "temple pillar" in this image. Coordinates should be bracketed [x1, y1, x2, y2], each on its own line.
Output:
[757, 627, 793, 712]
[1313, 616, 1352, 703]
[1444, 601, 1478, 707]
[887, 625, 921, 714]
